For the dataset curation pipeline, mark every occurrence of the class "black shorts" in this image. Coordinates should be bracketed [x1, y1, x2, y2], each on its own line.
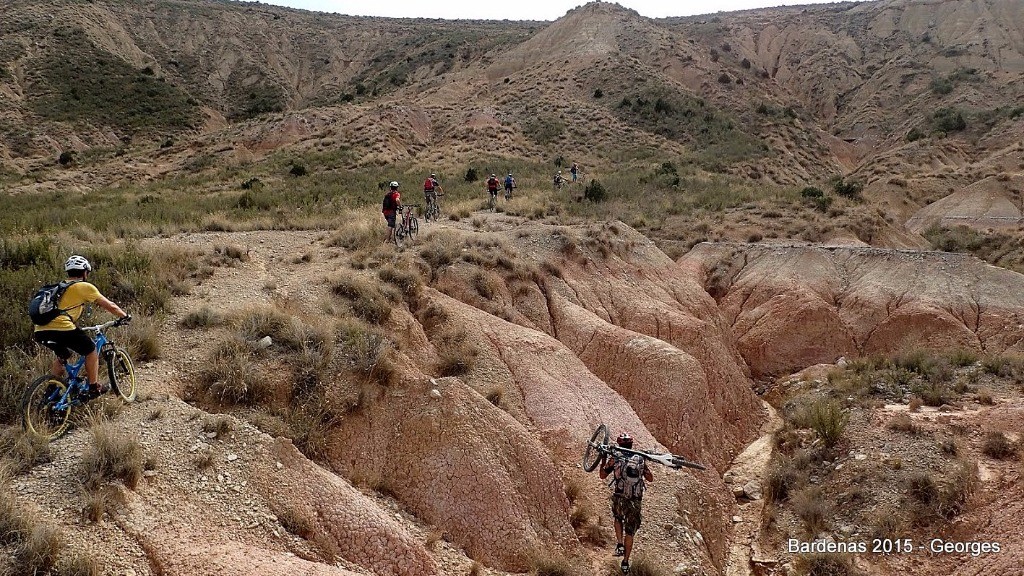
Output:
[34, 329, 95, 360]
[384, 213, 396, 228]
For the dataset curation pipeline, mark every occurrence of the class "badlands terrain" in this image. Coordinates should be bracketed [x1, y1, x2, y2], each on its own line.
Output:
[1, 0, 1023, 575]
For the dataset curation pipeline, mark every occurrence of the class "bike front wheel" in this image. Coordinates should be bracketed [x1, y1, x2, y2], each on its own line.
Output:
[409, 216, 419, 239]
[106, 346, 137, 402]
[582, 423, 609, 472]
[22, 376, 72, 439]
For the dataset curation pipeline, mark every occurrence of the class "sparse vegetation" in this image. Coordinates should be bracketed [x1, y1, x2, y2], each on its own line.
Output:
[81, 421, 145, 490]
[181, 306, 225, 329]
[981, 431, 1016, 459]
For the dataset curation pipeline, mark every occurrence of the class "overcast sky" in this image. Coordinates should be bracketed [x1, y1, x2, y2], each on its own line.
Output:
[244, 0, 844, 20]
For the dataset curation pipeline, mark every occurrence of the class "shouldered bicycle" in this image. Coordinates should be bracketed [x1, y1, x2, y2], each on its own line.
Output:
[582, 423, 706, 471]
[22, 317, 137, 439]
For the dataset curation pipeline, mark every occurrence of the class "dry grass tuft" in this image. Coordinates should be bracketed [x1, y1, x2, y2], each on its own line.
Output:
[81, 421, 144, 490]
[793, 553, 858, 576]
[180, 306, 224, 329]
[123, 315, 162, 361]
[377, 264, 423, 298]
[886, 413, 920, 435]
[0, 428, 52, 474]
[202, 415, 234, 439]
[531, 553, 578, 576]
[15, 523, 62, 574]
[425, 528, 444, 550]
[982, 431, 1016, 460]
[330, 275, 400, 324]
[58, 552, 102, 576]
[200, 335, 269, 405]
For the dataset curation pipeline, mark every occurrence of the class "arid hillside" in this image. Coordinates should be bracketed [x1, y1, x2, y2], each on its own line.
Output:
[1, 0, 1021, 185]
[3, 1, 1024, 575]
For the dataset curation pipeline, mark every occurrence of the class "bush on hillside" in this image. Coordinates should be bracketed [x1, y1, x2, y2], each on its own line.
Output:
[584, 180, 607, 203]
[832, 177, 863, 199]
[932, 108, 967, 133]
[906, 127, 925, 142]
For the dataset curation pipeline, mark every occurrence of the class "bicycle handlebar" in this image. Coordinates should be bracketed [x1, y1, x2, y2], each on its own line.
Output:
[81, 316, 132, 333]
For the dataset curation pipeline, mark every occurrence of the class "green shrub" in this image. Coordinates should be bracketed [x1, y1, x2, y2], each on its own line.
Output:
[930, 77, 954, 95]
[932, 108, 967, 133]
[801, 398, 848, 448]
[906, 127, 925, 142]
[584, 180, 607, 202]
[289, 164, 308, 177]
[800, 186, 824, 198]
[464, 167, 479, 182]
[832, 178, 863, 199]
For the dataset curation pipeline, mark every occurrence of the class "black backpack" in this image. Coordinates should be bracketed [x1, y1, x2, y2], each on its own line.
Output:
[27, 280, 79, 325]
[382, 191, 397, 211]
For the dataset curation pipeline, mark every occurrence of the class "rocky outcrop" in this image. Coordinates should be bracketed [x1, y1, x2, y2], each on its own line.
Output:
[256, 439, 440, 576]
[905, 175, 1024, 234]
[683, 242, 1024, 376]
[326, 363, 577, 572]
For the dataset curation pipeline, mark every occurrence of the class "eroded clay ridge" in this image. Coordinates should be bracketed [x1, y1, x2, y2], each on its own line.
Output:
[681, 242, 1024, 377]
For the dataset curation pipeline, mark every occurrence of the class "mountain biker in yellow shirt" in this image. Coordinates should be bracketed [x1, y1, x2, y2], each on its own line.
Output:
[32, 256, 130, 399]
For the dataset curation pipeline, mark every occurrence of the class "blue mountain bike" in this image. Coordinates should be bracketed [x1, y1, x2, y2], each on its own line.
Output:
[22, 317, 137, 439]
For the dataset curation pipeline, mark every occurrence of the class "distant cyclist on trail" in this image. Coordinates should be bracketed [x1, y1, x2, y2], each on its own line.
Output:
[486, 173, 501, 203]
[382, 181, 402, 244]
[570, 162, 580, 183]
[503, 172, 516, 200]
[423, 173, 443, 211]
[598, 432, 653, 575]
[32, 256, 130, 401]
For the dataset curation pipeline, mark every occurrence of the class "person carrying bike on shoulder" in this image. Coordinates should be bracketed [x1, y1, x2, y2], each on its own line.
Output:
[33, 256, 130, 400]
[598, 433, 654, 574]
[503, 172, 516, 200]
[423, 173, 443, 211]
[382, 181, 402, 244]
[486, 173, 500, 203]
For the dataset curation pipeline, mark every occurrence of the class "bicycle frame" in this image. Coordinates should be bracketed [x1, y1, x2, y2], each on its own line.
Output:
[49, 321, 117, 412]
[597, 443, 706, 470]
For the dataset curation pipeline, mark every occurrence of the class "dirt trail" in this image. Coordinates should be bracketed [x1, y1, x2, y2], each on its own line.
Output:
[724, 403, 783, 576]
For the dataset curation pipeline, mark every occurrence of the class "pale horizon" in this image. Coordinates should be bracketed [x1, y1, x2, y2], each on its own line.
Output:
[240, 0, 850, 21]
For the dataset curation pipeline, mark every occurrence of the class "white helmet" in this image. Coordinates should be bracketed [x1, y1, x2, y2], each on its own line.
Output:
[389, 181, 399, 189]
[65, 255, 92, 273]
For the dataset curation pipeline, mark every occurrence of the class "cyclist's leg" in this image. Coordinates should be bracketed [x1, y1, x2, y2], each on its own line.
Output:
[64, 329, 98, 385]
[385, 213, 397, 242]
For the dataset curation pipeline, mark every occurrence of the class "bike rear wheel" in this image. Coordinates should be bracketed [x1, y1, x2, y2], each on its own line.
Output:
[106, 346, 137, 402]
[409, 216, 419, 240]
[22, 376, 72, 439]
[582, 423, 609, 472]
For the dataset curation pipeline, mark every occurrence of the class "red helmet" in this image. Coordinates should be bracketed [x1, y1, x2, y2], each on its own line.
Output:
[616, 433, 633, 448]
